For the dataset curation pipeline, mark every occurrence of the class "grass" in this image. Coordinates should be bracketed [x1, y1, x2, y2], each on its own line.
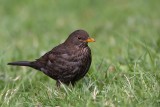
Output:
[0, 0, 160, 106]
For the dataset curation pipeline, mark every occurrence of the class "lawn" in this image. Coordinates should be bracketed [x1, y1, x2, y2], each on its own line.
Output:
[0, 0, 160, 106]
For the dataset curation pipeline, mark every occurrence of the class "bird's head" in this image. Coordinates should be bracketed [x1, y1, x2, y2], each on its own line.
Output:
[65, 30, 95, 47]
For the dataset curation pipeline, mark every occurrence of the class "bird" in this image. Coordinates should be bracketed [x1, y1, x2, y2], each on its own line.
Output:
[8, 30, 95, 87]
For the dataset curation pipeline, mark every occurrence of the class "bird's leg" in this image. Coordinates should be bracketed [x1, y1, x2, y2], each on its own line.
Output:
[70, 81, 75, 87]
[56, 80, 61, 88]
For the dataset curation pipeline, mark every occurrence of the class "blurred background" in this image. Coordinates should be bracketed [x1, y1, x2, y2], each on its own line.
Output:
[0, 0, 159, 61]
[0, 0, 160, 106]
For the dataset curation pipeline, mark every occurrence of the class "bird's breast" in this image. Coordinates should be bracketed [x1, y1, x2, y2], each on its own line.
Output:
[57, 47, 90, 70]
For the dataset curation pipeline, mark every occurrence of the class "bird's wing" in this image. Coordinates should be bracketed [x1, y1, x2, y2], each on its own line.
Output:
[35, 43, 68, 65]
[34, 44, 72, 78]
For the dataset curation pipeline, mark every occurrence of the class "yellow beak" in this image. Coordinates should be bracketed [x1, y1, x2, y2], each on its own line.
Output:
[85, 37, 95, 42]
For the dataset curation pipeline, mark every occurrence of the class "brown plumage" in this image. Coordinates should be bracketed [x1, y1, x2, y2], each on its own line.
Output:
[8, 30, 95, 87]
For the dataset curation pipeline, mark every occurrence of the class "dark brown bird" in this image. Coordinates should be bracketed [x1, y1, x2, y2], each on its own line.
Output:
[8, 30, 95, 87]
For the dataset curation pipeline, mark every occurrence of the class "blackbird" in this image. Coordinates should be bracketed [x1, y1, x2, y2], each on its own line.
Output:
[8, 30, 95, 87]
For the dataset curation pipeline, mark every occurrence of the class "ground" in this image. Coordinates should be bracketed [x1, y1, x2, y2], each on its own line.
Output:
[0, 0, 160, 107]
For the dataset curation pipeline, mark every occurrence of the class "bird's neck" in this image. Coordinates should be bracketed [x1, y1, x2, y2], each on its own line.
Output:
[64, 42, 88, 49]
[78, 43, 88, 48]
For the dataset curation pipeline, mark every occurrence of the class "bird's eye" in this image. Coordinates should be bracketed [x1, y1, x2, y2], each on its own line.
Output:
[78, 37, 81, 40]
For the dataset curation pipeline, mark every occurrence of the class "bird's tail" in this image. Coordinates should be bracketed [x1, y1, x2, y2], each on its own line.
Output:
[8, 61, 32, 66]
[8, 61, 40, 70]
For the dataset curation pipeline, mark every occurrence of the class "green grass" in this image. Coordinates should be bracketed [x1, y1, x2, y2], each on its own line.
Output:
[0, 0, 160, 106]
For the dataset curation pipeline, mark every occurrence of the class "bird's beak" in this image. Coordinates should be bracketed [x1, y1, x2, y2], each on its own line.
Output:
[85, 37, 95, 42]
